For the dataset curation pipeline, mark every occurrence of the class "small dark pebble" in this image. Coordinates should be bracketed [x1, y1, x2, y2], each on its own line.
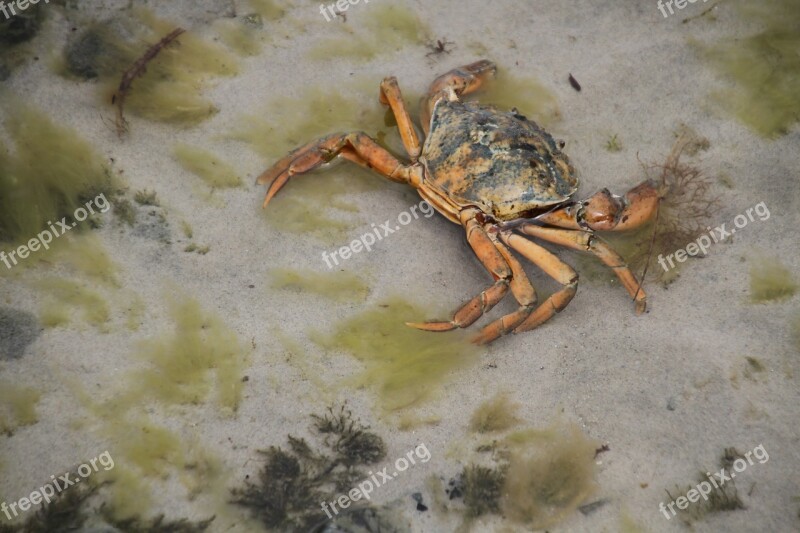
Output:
[568, 73, 582, 92]
[411, 492, 428, 511]
[578, 499, 608, 516]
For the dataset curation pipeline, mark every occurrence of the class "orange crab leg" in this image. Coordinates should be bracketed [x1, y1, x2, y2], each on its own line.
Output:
[537, 181, 659, 231]
[256, 132, 419, 208]
[380, 77, 422, 160]
[500, 232, 579, 334]
[471, 232, 538, 345]
[519, 224, 647, 314]
[518, 224, 647, 313]
[421, 60, 497, 134]
[407, 210, 511, 332]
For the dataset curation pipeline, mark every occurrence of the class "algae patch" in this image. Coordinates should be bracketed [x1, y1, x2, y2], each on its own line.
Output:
[269, 268, 370, 302]
[0, 383, 41, 435]
[61, 9, 238, 129]
[446, 417, 599, 530]
[230, 80, 391, 161]
[312, 298, 481, 411]
[476, 67, 561, 127]
[173, 144, 242, 189]
[127, 296, 250, 412]
[469, 391, 521, 434]
[749, 256, 798, 303]
[309, 5, 429, 61]
[35, 278, 110, 329]
[0, 104, 114, 243]
[698, 0, 800, 137]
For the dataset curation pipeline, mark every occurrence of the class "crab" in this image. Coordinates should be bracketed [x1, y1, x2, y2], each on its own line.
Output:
[257, 60, 659, 344]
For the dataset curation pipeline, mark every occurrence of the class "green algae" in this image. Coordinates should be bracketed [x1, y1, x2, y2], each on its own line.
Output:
[312, 297, 481, 411]
[53, 234, 120, 287]
[469, 391, 521, 434]
[500, 422, 598, 529]
[261, 166, 384, 244]
[173, 144, 242, 189]
[454, 418, 599, 529]
[247, 0, 286, 21]
[698, 0, 800, 137]
[61, 296, 248, 522]
[60, 9, 238, 129]
[475, 67, 561, 127]
[35, 278, 110, 329]
[749, 256, 798, 303]
[214, 18, 263, 57]
[230, 79, 390, 160]
[0, 383, 41, 435]
[309, 5, 429, 61]
[0, 103, 114, 244]
[126, 296, 250, 413]
[269, 268, 369, 302]
[232, 79, 413, 243]
[133, 189, 159, 206]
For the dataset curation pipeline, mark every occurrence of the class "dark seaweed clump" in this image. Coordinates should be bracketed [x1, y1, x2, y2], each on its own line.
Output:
[0, 2, 46, 46]
[665, 447, 746, 525]
[461, 465, 505, 518]
[231, 405, 387, 532]
[0, 479, 214, 533]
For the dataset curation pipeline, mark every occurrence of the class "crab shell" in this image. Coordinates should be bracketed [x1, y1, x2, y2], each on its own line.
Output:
[420, 100, 578, 222]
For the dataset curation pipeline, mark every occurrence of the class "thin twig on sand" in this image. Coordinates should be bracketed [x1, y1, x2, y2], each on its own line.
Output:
[113, 27, 185, 137]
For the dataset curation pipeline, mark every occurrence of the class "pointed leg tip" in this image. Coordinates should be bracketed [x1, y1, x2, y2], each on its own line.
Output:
[405, 321, 457, 332]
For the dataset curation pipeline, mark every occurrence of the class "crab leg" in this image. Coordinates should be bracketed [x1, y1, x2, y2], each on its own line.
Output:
[407, 210, 511, 332]
[518, 224, 647, 313]
[470, 232, 538, 345]
[421, 59, 497, 134]
[379, 77, 422, 160]
[256, 132, 419, 208]
[500, 232, 579, 334]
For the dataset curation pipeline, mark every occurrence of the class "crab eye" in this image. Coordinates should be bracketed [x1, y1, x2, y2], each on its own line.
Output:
[557, 139, 566, 150]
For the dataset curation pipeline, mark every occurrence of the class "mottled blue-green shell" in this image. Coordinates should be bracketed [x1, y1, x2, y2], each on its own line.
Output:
[421, 100, 578, 221]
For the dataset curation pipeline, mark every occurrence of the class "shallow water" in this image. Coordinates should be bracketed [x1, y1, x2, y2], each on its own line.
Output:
[0, 0, 798, 531]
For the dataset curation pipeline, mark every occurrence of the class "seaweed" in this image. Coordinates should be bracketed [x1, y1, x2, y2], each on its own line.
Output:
[0, 480, 214, 533]
[133, 189, 159, 206]
[231, 405, 387, 531]
[599, 136, 721, 286]
[665, 447, 746, 525]
[749, 256, 798, 303]
[446, 419, 598, 529]
[698, 0, 800, 137]
[468, 391, 521, 434]
[605, 134, 622, 152]
[113, 27, 185, 137]
[0, 0, 46, 46]
[461, 465, 505, 518]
